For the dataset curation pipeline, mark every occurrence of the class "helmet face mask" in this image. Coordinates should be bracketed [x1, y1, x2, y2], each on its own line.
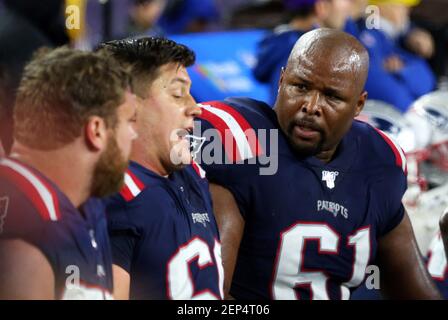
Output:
[427, 140, 448, 172]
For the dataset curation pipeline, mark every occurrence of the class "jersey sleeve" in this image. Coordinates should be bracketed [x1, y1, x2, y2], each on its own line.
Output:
[204, 158, 253, 220]
[0, 177, 61, 276]
[194, 100, 267, 220]
[377, 166, 407, 237]
[369, 127, 408, 237]
[104, 195, 142, 273]
[105, 187, 179, 273]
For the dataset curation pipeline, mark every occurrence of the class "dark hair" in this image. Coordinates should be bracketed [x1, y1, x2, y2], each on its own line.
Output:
[14, 46, 132, 150]
[98, 37, 195, 97]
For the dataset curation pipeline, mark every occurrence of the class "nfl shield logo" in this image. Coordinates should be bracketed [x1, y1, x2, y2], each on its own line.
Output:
[322, 171, 339, 189]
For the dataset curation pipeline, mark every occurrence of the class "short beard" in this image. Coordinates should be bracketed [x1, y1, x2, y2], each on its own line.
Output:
[286, 123, 325, 158]
[90, 134, 129, 198]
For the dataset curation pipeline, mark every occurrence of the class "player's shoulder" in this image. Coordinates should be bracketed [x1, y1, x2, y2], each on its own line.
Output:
[0, 158, 62, 224]
[351, 120, 407, 175]
[106, 162, 165, 209]
[197, 98, 275, 164]
[198, 97, 276, 130]
[106, 181, 171, 232]
[106, 162, 203, 226]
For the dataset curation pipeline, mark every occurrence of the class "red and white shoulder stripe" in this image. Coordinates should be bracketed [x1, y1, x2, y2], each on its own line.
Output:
[374, 128, 407, 175]
[0, 158, 61, 221]
[198, 101, 263, 162]
[120, 169, 146, 202]
[191, 160, 206, 179]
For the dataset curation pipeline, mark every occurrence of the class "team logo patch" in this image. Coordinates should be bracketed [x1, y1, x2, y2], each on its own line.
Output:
[187, 135, 206, 160]
[421, 107, 448, 131]
[322, 171, 339, 189]
[0, 196, 9, 234]
[191, 212, 210, 227]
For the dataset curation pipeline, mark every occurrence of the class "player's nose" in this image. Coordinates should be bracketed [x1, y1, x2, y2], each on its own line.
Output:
[300, 91, 321, 117]
[187, 100, 202, 118]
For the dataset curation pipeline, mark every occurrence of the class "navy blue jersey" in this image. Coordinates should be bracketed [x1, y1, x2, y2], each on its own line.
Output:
[194, 98, 408, 300]
[0, 158, 113, 299]
[426, 233, 448, 299]
[105, 161, 223, 300]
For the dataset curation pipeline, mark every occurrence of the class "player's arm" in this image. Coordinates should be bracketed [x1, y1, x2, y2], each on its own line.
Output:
[439, 209, 448, 259]
[109, 231, 136, 300]
[209, 183, 245, 299]
[0, 239, 55, 299]
[376, 212, 442, 299]
[112, 264, 131, 300]
[106, 196, 143, 300]
[108, 226, 139, 300]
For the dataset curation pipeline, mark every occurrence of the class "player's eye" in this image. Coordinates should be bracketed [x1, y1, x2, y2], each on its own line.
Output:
[327, 94, 340, 101]
[171, 88, 185, 99]
[328, 94, 344, 103]
[293, 83, 308, 92]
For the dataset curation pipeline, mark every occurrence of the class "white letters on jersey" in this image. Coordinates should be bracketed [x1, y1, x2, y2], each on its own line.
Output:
[167, 238, 224, 300]
[427, 233, 448, 280]
[272, 223, 371, 300]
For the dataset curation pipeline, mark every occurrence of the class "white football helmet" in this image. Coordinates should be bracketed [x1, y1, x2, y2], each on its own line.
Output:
[404, 91, 448, 253]
[358, 100, 417, 153]
[406, 91, 448, 172]
[358, 97, 448, 253]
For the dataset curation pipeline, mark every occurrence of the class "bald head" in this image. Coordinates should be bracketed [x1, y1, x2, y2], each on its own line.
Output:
[275, 28, 370, 162]
[287, 28, 369, 94]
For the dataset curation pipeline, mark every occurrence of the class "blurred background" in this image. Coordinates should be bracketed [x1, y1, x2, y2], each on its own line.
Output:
[1, 0, 447, 109]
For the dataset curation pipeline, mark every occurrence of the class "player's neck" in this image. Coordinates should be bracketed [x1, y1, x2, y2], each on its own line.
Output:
[130, 148, 171, 178]
[315, 147, 338, 164]
[9, 142, 93, 208]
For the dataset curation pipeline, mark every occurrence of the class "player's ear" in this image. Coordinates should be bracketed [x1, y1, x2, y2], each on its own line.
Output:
[84, 116, 108, 152]
[354, 91, 368, 117]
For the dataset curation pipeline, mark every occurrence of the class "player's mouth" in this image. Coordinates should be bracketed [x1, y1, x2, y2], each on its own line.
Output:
[176, 127, 193, 142]
[292, 120, 321, 140]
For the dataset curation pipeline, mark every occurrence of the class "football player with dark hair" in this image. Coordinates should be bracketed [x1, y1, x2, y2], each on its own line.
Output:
[100, 38, 223, 300]
[0, 47, 137, 299]
[196, 28, 441, 300]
